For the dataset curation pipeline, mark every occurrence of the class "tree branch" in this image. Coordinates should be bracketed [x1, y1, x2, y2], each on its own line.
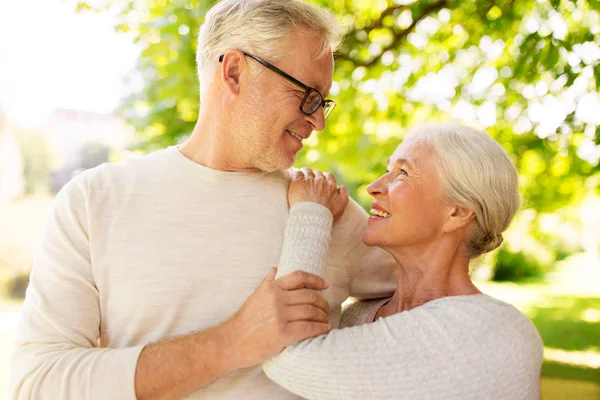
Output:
[336, 0, 449, 68]
[344, 4, 406, 39]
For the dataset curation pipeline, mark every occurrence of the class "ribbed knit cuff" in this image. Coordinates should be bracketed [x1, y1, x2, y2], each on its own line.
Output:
[277, 202, 333, 278]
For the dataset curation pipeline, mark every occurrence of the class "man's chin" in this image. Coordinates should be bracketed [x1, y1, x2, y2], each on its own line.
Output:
[255, 155, 296, 173]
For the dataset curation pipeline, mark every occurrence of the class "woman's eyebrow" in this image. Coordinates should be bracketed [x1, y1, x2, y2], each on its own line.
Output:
[387, 158, 414, 169]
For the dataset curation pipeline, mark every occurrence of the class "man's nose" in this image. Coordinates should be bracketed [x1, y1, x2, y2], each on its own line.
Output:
[305, 107, 326, 132]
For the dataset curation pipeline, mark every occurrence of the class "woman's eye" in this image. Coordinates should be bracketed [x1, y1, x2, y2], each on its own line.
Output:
[385, 168, 407, 177]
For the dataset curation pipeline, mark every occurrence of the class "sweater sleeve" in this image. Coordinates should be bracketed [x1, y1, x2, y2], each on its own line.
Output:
[275, 202, 333, 279]
[263, 298, 543, 400]
[9, 174, 144, 400]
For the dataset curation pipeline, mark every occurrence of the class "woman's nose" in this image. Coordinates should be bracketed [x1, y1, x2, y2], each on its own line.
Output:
[367, 177, 388, 197]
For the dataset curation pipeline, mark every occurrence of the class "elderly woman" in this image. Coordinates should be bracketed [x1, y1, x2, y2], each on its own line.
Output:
[262, 123, 543, 399]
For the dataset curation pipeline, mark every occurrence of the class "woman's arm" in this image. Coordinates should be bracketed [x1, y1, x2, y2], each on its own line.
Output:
[263, 316, 399, 400]
[276, 168, 346, 281]
[263, 298, 543, 400]
[276, 202, 333, 279]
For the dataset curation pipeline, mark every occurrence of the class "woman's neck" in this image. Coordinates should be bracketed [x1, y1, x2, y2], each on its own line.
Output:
[376, 239, 481, 318]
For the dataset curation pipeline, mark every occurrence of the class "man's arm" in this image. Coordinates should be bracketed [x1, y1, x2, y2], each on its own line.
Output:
[10, 174, 331, 400]
[134, 268, 330, 400]
[134, 320, 240, 400]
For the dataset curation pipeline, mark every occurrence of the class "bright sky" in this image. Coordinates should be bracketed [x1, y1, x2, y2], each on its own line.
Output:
[0, 0, 139, 127]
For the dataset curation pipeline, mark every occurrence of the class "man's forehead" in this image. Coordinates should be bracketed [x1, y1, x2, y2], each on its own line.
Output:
[283, 34, 334, 94]
[314, 79, 332, 96]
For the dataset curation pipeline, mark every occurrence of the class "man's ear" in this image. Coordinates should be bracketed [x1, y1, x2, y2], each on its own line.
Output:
[442, 205, 475, 233]
[219, 51, 245, 96]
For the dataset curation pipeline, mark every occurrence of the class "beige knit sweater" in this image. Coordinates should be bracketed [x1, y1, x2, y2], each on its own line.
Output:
[9, 146, 397, 400]
[264, 203, 544, 400]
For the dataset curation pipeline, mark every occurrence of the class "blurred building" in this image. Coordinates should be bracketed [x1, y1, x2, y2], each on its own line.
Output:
[41, 108, 134, 191]
[0, 123, 24, 203]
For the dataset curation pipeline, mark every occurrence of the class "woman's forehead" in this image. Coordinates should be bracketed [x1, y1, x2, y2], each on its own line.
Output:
[389, 140, 431, 165]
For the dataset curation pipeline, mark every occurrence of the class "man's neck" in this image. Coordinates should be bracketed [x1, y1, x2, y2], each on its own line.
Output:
[179, 112, 259, 172]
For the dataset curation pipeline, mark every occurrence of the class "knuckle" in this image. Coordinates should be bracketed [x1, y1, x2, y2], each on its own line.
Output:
[276, 321, 287, 335]
[318, 310, 327, 322]
[293, 270, 307, 280]
[269, 291, 281, 307]
[299, 321, 310, 332]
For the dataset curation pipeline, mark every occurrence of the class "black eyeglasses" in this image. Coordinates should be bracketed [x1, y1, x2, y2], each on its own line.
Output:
[219, 51, 336, 119]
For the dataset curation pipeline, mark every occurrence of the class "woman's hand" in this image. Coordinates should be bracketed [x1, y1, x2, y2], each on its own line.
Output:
[288, 168, 349, 221]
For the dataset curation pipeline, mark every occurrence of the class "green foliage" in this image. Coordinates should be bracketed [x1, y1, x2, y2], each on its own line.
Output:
[76, 0, 600, 280]
[493, 248, 547, 281]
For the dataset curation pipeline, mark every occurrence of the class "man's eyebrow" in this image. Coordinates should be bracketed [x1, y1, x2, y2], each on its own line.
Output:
[312, 83, 328, 96]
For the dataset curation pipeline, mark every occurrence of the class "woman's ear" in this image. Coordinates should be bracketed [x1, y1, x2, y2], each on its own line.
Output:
[219, 51, 245, 95]
[442, 205, 475, 233]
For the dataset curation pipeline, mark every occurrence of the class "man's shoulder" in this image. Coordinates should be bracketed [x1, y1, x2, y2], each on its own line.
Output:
[86, 146, 173, 183]
[54, 147, 175, 207]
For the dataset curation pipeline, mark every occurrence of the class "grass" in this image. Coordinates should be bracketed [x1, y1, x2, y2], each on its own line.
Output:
[480, 282, 600, 384]
[476, 254, 600, 397]
[534, 296, 600, 383]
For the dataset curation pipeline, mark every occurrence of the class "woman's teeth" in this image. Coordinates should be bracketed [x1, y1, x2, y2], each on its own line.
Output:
[287, 130, 303, 141]
[370, 208, 391, 218]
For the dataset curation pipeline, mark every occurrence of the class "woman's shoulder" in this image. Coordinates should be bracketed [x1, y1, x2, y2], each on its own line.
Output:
[412, 294, 543, 359]
[425, 294, 538, 330]
[346, 294, 543, 359]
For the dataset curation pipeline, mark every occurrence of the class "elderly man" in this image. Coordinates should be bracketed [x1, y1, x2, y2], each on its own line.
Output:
[10, 0, 396, 399]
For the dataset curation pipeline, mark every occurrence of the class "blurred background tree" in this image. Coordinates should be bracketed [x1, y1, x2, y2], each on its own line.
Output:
[76, 0, 600, 281]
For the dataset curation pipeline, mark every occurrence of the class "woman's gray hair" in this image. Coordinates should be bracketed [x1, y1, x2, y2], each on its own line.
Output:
[197, 0, 343, 84]
[404, 123, 521, 258]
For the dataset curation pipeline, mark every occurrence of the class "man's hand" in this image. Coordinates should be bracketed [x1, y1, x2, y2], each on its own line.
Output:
[289, 168, 349, 221]
[225, 267, 331, 368]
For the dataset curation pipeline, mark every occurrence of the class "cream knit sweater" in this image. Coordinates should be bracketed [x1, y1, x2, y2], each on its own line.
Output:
[264, 203, 544, 400]
[9, 146, 397, 400]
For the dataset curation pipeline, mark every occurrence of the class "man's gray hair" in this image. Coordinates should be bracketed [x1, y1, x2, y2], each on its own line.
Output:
[197, 0, 343, 84]
[403, 123, 521, 258]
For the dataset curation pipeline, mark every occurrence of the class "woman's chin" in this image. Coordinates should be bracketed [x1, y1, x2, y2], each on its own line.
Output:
[362, 231, 380, 247]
